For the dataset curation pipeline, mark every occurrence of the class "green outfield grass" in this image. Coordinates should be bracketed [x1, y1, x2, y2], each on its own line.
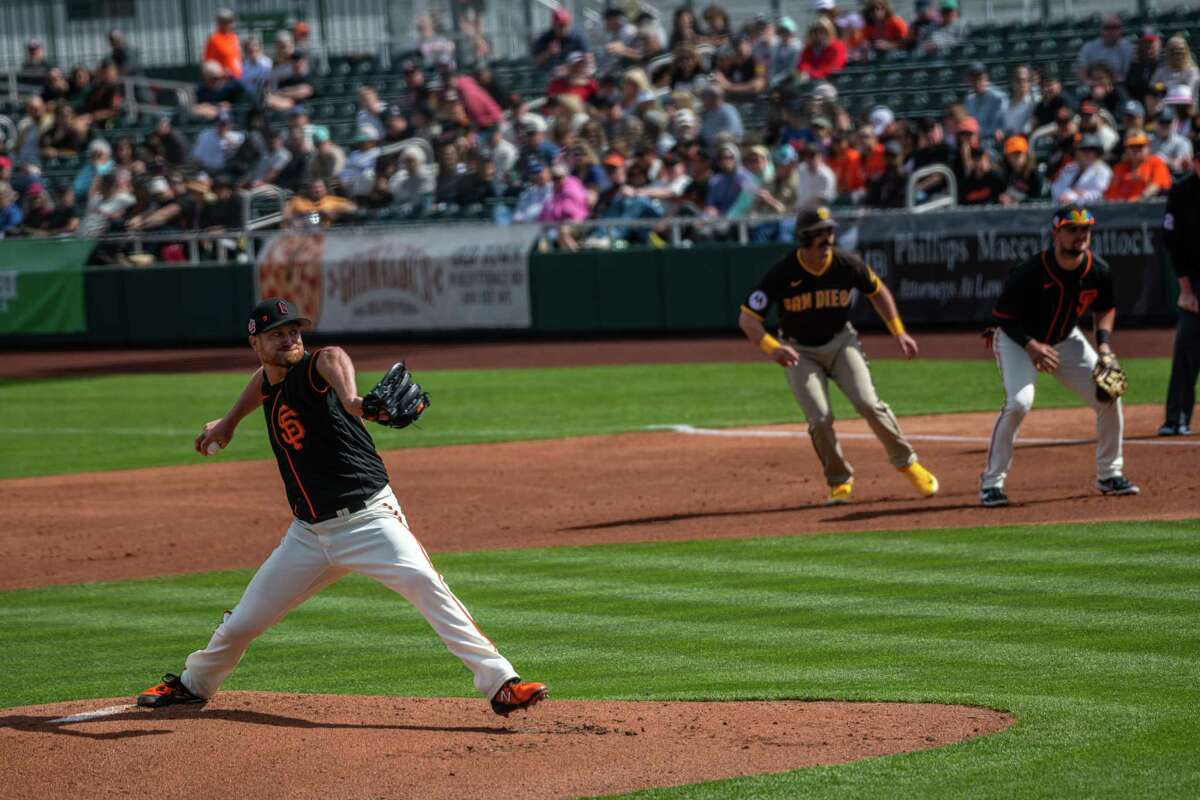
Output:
[2, 521, 1197, 798]
[0, 358, 1172, 479]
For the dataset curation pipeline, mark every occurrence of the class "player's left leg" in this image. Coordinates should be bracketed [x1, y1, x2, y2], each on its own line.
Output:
[829, 335, 937, 497]
[1162, 310, 1199, 434]
[1053, 328, 1136, 493]
[328, 489, 523, 701]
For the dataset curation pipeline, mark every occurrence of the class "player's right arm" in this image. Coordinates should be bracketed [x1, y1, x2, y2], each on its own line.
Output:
[992, 261, 1059, 371]
[195, 368, 266, 455]
[739, 262, 800, 367]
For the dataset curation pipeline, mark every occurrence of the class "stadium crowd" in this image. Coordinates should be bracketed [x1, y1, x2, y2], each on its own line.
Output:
[0, 4, 1196, 257]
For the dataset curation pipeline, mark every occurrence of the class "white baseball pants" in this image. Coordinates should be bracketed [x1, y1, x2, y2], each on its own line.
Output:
[180, 486, 518, 701]
[982, 327, 1124, 490]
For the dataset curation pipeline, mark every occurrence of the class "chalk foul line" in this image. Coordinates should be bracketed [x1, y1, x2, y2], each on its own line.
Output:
[48, 704, 137, 724]
[646, 424, 1200, 447]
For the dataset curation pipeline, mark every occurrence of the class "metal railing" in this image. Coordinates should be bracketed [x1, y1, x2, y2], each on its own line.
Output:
[907, 165, 958, 213]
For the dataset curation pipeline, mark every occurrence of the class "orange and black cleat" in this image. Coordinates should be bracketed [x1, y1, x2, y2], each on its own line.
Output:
[136, 673, 207, 708]
[490, 678, 548, 717]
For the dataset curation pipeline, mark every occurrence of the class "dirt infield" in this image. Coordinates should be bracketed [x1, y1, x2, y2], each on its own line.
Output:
[0, 695, 1012, 800]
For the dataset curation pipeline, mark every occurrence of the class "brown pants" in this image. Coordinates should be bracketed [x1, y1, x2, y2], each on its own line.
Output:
[784, 324, 916, 486]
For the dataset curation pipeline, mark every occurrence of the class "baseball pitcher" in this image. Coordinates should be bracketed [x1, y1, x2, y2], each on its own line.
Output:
[136, 298, 547, 717]
[738, 205, 939, 505]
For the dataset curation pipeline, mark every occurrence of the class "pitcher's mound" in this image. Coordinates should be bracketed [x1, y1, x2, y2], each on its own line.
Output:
[2, 693, 1012, 799]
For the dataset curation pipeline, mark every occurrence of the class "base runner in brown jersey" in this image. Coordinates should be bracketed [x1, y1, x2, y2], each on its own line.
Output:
[738, 206, 939, 506]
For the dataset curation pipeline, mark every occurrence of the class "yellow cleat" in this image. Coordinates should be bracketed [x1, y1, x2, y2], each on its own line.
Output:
[901, 462, 939, 497]
[827, 480, 853, 505]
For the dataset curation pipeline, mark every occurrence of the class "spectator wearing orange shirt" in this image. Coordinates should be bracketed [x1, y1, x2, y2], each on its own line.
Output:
[827, 133, 864, 195]
[1106, 131, 1173, 201]
[862, 0, 909, 55]
[204, 8, 243, 80]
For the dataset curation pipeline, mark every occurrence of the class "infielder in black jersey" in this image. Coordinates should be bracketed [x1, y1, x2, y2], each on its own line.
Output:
[1158, 157, 1200, 436]
[738, 205, 939, 505]
[136, 298, 548, 717]
[981, 204, 1139, 507]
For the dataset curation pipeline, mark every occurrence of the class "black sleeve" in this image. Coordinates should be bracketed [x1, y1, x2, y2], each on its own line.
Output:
[741, 255, 790, 320]
[1092, 258, 1116, 313]
[844, 252, 882, 296]
[306, 349, 331, 395]
[992, 259, 1036, 347]
[1163, 182, 1198, 282]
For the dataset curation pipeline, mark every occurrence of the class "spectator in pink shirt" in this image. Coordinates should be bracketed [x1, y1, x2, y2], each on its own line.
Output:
[797, 18, 847, 80]
[540, 163, 590, 249]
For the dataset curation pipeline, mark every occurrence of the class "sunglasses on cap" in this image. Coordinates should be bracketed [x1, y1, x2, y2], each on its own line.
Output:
[1053, 208, 1096, 229]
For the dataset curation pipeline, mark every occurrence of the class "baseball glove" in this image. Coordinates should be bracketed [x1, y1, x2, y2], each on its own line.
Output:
[1092, 352, 1127, 403]
[361, 362, 430, 429]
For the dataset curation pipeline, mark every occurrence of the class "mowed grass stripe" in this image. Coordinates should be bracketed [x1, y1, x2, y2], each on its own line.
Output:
[3, 520, 1198, 798]
[0, 358, 1172, 478]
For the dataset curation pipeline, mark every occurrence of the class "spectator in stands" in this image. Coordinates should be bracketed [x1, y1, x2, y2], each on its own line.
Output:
[633, 12, 667, 63]
[454, 150, 503, 209]
[191, 109, 244, 174]
[963, 63, 1008, 142]
[1084, 64, 1129, 121]
[794, 139, 837, 207]
[79, 59, 124, 130]
[511, 160, 552, 222]
[0, 183, 22, 237]
[698, 84, 744, 147]
[80, 169, 135, 239]
[266, 51, 314, 112]
[797, 18, 847, 81]
[1051, 134, 1111, 204]
[241, 36, 273, 97]
[531, 8, 588, 69]
[1152, 36, 1200, 102]
[1044, 106, 1078, 180]
[480, 125, 518, 184]
[861, 0, 908, 56]
[352, 86, 384, 140]
[108, 29, 138, 78]
[141, 112, 189, 168]
[389, 146, 435, 213]
[704, 142, 755, 220]
[998, 135, 1044, 204]
[15, 96, 50, 167]
[416, 12, 455, 68]
[32, 184, 80, 236]
[204, 8, 243, 80]
[247, 129, 291, 187]
[836, 11, 868, 63]
[669, 7, 701, 49]
[72, 139, 114, 198]
[18, 38, 52, 85]
[547, 52, 599, 104]
[113, 136, 141, 175]
[827, 133, 864, 196]
[597, 8, 639, 74]
[1078, 99, 1119, 155]
[919, 0, 965, 56]
[700, 4, 733, 45]
[284, 179, 356, 227]
[715, 34, 766, 97]
[517, 113, 559, 174]
[67, 65, 92, 107]
[657, 45, 704, 92]
[194, 60, 244, 120]
[1122, 99, 1148, 139]
[18, 184, 55, 236]
[311, 128, 346, 193]
[958, 146, 1005, 205]
[200, 174, 242, 232]
[1125, 28, 1162, 103]
[864, 139, 907, 207]
[39, 103, 85, 158]
[752, 143, 799, 226]
[539, 161, 589, 244]
[473, 63, 513, 112]
[904, 0, 938, 51]
[1105, 131, 1172, 201]
[770, 18, 802, 84]
[1151, 108, 1193, 176]
[1033, 71, 1070, 129]
[1077, 15, 1132, 84]
[292, 20, 314, 61]
[40, 67, 70, 105]
[340, 126, 380, 197]
[1003, 65, 1036, 136]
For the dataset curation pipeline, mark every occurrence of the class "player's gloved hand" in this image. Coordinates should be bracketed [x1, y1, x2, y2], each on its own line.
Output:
[1092, 352, 1128, 403]
[361, 362, 430, 429]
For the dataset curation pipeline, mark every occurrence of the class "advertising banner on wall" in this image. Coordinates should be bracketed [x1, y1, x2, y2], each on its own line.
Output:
[0, 240, 93, 335]
[255, 225, 540, 333]
[837, 202, 1169, 327]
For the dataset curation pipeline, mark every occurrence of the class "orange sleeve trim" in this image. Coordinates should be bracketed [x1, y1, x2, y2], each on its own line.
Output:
[992, 309, 1016, 319]
[740, 304, 764, 321]
[307, 348, 329, 395]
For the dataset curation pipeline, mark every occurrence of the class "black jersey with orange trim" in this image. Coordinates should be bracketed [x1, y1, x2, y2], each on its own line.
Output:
[260, 349, 389, 522]
[991, 249, 1115, 347]
[742, 247, 882, 346]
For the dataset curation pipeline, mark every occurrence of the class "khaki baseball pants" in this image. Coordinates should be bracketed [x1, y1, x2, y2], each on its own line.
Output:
[784, 324, 917, 487]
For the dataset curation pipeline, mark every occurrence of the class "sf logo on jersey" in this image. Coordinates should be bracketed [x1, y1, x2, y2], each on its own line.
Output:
[277, 404, 307, 451]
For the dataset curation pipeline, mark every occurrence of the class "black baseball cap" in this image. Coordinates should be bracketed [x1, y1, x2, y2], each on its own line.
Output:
[795, 204, 837, 233]
[247, 297, 312, 335]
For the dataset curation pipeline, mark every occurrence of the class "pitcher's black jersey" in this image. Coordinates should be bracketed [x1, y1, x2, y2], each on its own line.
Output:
[260, 349, 389, 522]
[992, 249, 1115, 346]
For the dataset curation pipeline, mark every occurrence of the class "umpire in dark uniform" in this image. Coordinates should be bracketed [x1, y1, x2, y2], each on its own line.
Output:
[1158, 157, 1200, 436]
